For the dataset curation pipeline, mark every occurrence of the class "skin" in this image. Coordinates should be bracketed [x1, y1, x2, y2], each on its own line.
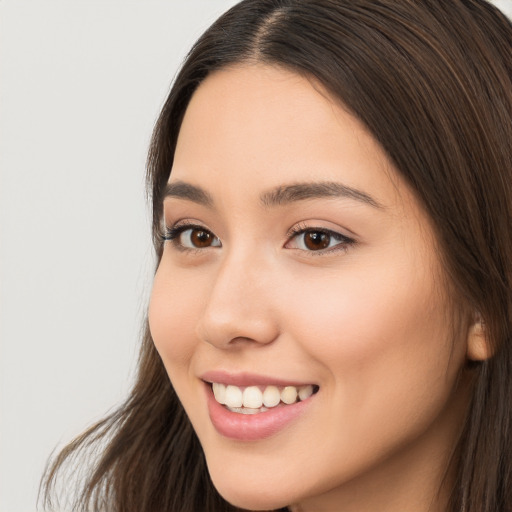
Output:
[149, 64, 478, 512]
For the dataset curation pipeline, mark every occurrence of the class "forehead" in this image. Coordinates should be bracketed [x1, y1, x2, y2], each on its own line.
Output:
[171, 64, 407, 214]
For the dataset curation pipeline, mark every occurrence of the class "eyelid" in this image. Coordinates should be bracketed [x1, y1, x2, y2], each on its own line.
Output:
[285, 222, 356, 254]
[161, 219, 355, 255]
[163, 220, 221, 250]
[162, 218, 208, 238]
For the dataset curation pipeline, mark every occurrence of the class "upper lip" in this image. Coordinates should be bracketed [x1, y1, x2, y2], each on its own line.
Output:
[200, 370, 317, 388]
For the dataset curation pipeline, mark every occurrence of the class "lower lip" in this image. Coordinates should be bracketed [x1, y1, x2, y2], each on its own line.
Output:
[205, 384, 315, 441]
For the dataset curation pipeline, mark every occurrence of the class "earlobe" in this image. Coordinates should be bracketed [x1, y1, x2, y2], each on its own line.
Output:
[466, 313, 492, 361]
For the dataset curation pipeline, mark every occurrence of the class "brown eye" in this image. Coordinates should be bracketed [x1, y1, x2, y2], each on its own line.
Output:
[167, 226, 221, 249]
[286, 227, 354, 253]
[189, 229, 214, 247]
[303, 231, 331, 250]
[181, 227, 221, 249]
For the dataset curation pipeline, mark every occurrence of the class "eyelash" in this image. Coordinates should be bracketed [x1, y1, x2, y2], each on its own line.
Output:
[285, 223, 356, 255]
[163, 222, 220, 252]
[162, 221, 356, 255]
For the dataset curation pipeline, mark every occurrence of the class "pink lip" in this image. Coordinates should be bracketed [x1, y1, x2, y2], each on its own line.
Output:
[203, 381, 316, 441]
[200, 370, 315, 388]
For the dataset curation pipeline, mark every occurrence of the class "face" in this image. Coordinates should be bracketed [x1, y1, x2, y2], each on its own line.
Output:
[149, 65, 472, 511]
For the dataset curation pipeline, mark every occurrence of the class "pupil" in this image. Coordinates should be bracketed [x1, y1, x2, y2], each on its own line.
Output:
[305, 231, 329, 250]
[192, 230, 211, 247]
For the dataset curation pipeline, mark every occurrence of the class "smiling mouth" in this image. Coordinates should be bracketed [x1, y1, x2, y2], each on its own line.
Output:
[209, 382, 320, 414]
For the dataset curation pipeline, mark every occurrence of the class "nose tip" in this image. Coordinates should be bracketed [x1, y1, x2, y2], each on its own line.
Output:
[198, 312, 279, 349]
[195, 258, 279, 349]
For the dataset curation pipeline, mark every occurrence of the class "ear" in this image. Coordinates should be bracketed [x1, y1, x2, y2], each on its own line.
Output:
[466, 312, 492, 361]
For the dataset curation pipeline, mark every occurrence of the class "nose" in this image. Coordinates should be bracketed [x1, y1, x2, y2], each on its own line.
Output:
[196, 250, 280, 349]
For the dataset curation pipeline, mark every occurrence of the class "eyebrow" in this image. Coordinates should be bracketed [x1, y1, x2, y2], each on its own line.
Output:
[260, 181, 383, 209]
[164, 181, 214, 208]
[164, 180, 383, 209]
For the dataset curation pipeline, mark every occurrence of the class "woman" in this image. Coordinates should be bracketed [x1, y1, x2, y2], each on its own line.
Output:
[42, 1, 512, 511]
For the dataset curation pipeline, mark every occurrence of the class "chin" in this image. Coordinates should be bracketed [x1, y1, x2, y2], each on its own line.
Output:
[216, 488, 290, 512]
[208, 467, 295, 511]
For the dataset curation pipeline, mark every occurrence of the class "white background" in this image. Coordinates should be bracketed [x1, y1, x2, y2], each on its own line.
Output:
[1, 1, 510, 511]
[0, 2, 238, 511]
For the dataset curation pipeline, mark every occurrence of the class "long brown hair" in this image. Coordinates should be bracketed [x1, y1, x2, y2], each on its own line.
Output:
[41, 1, 512, 511]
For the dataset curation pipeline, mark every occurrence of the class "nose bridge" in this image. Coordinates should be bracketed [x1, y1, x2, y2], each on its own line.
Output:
[197, 244, 279, 348]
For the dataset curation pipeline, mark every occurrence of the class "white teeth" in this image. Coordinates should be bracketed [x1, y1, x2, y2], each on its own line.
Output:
[224, 385, 243, 408]
[298, 384, 314, 401]
[281, 386, 298, 404]
[262, 385, 281, 407]
[212, 382, 226, 405]
[243, 386, 263, 409]
[212, 382, 317, 411]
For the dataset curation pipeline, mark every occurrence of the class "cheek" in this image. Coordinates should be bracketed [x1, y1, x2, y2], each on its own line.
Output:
[286, 262, 431, 349]
[274, 260, 465, 481]
[283, 258, 460, 415]
[148, 261, 203, 370]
